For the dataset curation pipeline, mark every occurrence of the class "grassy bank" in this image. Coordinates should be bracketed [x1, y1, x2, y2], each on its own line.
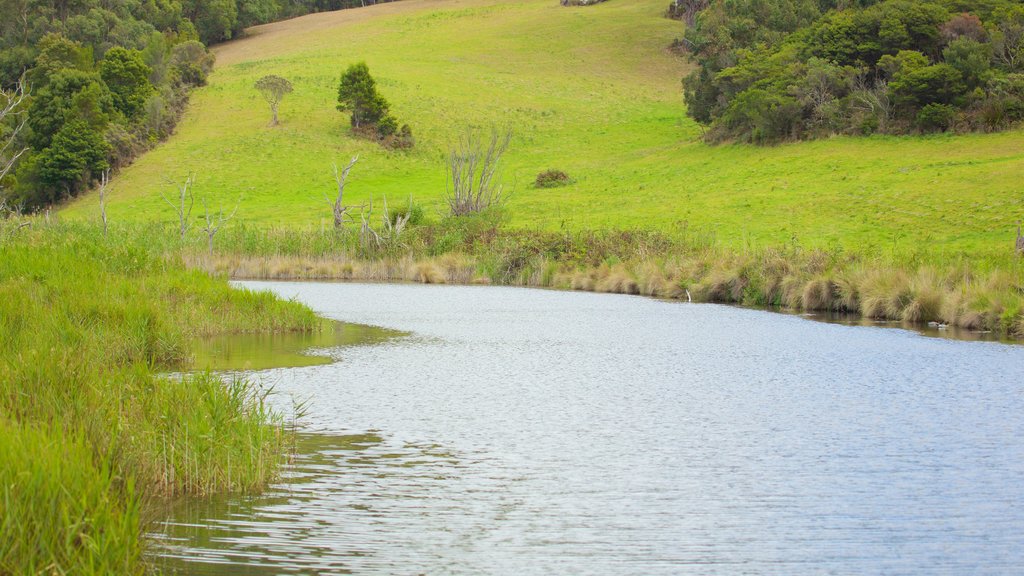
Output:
[179, 214, 1024, 338]
[59, 0, 1024, 256]
[0, 223, 320, 574]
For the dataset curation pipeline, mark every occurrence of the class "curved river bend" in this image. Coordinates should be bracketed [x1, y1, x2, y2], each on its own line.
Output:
[156, 282, 1024, 575]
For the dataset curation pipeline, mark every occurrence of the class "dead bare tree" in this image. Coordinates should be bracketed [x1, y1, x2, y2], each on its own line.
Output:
[446, 127, 512, 216]
[324, 156, 359, 229]
[98, 169, 110, 236]
[200, 195, 240, 256]
[0, 81, 29, 186]
[162, 173, 196, 240]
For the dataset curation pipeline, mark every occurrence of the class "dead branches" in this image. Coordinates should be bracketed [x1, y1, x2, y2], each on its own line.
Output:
[162, 174, 196, 241]
[446, 127, 512, 216]
[0, 80, 28, 185]
[325, 156, 359, 228]
[98, 170, 110, 236]
[200, 195, 240, 256]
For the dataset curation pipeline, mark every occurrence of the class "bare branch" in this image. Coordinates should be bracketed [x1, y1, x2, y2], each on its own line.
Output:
[161, 173, 196, 240]
[0, 80, 29, 185]
[200, 194, 241, 256]
[326, 156, 359, 229]
[446, 127, 512, 216]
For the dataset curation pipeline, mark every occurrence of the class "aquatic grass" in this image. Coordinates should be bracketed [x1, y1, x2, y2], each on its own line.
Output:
[0, 222, 321, 574]
[0, 420, 144, 575]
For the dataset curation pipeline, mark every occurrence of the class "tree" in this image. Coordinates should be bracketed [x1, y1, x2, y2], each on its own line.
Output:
[0, 81, 27, 187]
[38, 118, 110, 199]
[100, 47, 154, 120]
[323, 155, 358, 229]
[200, 194, 239, 256]
[337, 62, 390, 129]
[446, 127, 512, 216]
[254, 74, 292, 126]
[162, 173, 196, 240]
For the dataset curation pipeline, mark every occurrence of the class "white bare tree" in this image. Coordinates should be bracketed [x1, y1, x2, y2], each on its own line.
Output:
[98, 169, 111, 236]
[446, 127, 512, 216]
[162, 173, 196, 240]
[0, 81, 28, 186]
[200, 195, 240, 256]
[323, 156, 359, 229]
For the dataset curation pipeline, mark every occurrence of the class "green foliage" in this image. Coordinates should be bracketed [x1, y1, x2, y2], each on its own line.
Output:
[254, 73, 292, 124]
[916, 102, 957, 131]
[337, 62, 391, 128]
[683, 0, 1024, 142]
[38, 118, 110, 201]
[100, 47, 154, 119]
[0, 222, 320, 573]
[336, 61, 411, 147]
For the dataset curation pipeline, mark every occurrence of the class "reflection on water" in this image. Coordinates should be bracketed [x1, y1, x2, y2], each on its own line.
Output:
[191, 321, 404, 371]
[154, 433, 462, 575]
[156, 282, 1024, 574]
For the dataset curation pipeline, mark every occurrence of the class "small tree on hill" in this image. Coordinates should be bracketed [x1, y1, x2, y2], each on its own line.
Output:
[337, 62, 390, 129]
[254, 74, 293, 126]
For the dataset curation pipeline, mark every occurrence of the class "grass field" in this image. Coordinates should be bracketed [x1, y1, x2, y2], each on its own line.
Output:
[60, 0, 1024, 257]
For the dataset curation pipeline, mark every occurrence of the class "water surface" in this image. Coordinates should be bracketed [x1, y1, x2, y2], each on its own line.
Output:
[157, 281, 1024, 574]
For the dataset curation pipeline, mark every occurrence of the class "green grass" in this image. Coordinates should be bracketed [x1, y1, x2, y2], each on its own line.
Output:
[60, 0, 1024, 257]
[0, 222, 322, 574]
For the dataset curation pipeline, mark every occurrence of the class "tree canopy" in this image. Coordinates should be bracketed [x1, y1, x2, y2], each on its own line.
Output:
[682, 0, 1024, 143]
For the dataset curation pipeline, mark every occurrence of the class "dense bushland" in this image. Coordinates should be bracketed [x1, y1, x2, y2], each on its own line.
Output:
[0, 222, 320, 573]
[682, 0, 1024, 143]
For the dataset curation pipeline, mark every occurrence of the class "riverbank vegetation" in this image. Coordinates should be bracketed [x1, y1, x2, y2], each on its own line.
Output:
[188, 215, 1024, 337]
[0, 222, 320, 573]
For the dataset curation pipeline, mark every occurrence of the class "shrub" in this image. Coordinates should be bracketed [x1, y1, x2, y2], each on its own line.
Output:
[916, 103, 957, 132]
[535, 169, 573, 188]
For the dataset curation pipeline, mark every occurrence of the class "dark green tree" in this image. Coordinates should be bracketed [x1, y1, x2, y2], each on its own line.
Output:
[37, 117, 110, 199]
[100, 47, 154, 119]
[337, 62, 391, 129]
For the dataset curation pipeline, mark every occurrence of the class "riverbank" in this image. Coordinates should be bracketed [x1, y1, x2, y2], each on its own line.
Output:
[188, 218, 1024, 339]
[0, 224, 321, 574]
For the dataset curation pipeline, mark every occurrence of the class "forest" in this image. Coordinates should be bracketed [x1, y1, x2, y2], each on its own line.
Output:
[682, 0, 1024, 143]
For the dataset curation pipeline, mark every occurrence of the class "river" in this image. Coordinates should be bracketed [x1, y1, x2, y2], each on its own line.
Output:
[155, 281, 1024, 574]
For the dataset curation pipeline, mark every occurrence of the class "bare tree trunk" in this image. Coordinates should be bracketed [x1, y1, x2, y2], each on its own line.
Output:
[0, 81, 29, 185]
[325, 156, 359, 228]
[162, 174, 196, 241]
[98, 170, 110, 236]
[201, 195, 240, 257]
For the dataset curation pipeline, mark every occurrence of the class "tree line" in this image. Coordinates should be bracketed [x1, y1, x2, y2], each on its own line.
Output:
[681, 0, 1024, 143]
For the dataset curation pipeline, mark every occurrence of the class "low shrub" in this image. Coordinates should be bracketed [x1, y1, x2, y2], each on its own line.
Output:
[534, 169, 573, 188]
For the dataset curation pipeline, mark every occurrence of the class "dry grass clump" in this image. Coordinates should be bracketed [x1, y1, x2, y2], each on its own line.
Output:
[859, 269, 912, 319]
[596, 264, 639, 294]
[407, 261, 445, 284]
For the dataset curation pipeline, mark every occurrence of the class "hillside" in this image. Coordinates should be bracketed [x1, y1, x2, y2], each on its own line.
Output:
[62, 0, 1024, 256]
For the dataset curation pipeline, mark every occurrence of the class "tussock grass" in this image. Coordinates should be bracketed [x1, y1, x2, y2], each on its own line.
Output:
[0, 222, 319, 574]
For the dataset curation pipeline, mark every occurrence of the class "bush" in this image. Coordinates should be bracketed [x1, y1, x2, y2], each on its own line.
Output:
[916, 103, 957, 132]
[534, 169, 573, 188]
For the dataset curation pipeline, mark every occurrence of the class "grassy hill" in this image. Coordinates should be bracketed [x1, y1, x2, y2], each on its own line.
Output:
[62, 0, 1024, 256]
